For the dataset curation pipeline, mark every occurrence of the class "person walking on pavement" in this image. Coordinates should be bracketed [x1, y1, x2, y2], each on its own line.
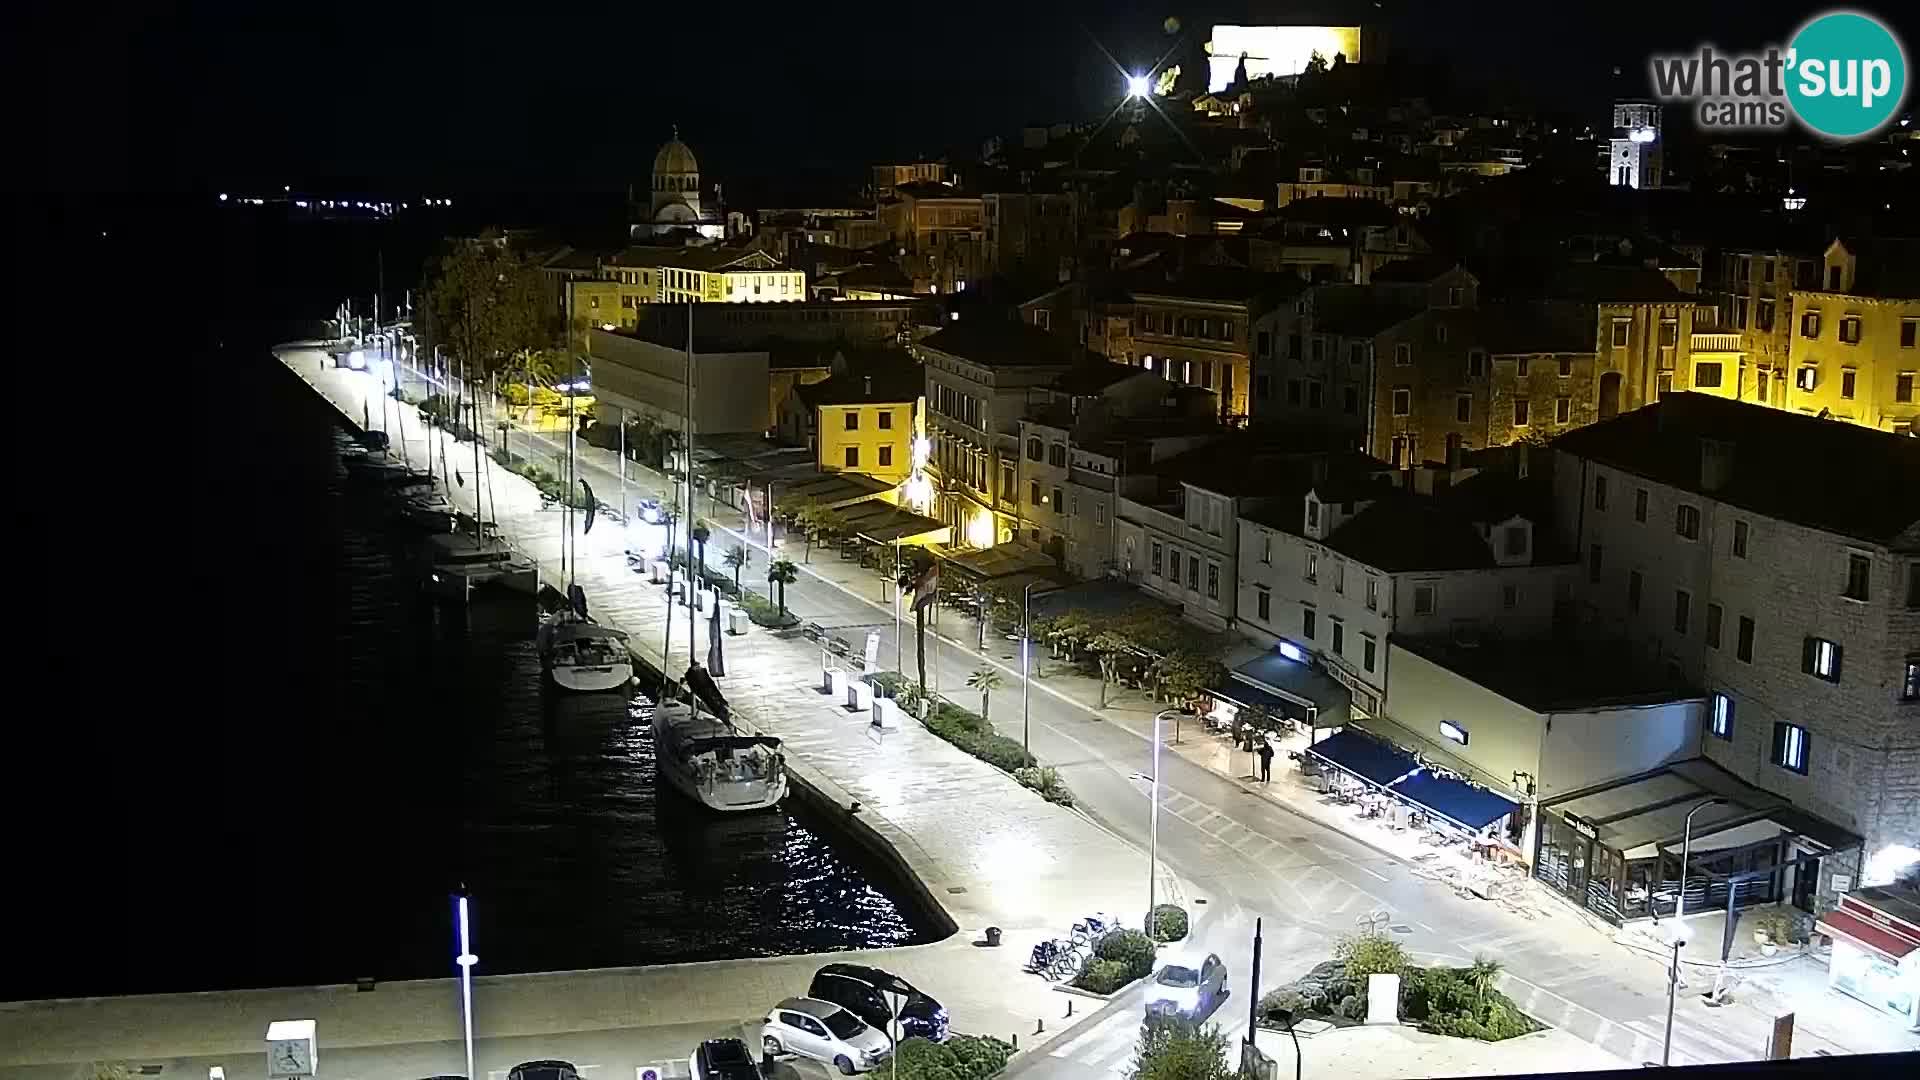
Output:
[1257, 738, 1274, 783]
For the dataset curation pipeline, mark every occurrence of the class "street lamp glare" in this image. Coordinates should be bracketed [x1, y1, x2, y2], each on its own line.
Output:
[1126, 73, 1151, 98]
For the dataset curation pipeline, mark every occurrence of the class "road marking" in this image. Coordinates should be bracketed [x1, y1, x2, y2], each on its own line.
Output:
[1353, 863, 1391, 883]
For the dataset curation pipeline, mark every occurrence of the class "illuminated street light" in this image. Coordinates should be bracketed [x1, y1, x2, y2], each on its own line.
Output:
[1126, 73, 1151, 98]
[454, 891, 479, 1080]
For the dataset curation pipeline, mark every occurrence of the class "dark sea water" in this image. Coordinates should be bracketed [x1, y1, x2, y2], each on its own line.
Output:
[12, 200, 933, 1002]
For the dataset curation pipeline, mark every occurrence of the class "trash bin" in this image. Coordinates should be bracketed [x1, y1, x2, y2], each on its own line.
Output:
[985, 926, 1002, 947]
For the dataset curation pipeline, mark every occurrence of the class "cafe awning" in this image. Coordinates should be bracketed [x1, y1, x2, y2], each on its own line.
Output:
[1305, 730, 1421, 789]
[1229, 649, 1353, 728]
[1208, 676, 1315, 724]
[1391, 771, 1521, 833]
[1816, 910, 1918, 964]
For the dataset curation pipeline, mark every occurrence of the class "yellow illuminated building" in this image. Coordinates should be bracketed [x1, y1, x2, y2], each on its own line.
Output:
[785, 366, 926, 486]
[1205, 25, 1364, 90]
[569, 248, 807, 346]
[1784, 239, 1920, 435]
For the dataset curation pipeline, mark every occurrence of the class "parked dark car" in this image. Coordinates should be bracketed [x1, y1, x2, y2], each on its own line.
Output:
[508, 1062, 580, 1080]
[692, 1038, 764, 1080]
[808, 963, 949, 1042]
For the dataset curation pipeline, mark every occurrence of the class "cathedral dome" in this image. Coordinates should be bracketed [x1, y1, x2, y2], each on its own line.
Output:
[653, 132, 699, 177]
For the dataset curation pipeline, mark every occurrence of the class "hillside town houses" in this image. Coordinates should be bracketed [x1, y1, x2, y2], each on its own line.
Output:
[484, 34, 1918, 1025]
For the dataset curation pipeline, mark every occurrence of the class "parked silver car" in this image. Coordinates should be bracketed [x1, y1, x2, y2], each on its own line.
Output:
[761, 996, 893, 1075]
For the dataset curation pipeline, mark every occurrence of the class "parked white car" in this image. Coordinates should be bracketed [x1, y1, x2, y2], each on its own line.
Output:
[761, 996, 893, 1075]
[1143, 950, 1228, 1019]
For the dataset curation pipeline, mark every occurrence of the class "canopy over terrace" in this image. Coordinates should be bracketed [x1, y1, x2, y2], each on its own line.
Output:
[840, 500, 950, 546]
[1301, 729, 1520, 833]
[1534, 757, 1863, 928]
[776, 470, 895, 509]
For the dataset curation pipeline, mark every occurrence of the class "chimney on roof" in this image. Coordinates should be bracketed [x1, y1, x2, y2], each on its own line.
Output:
[863, 375, 873, 397]
[1700, 437, 1734, 492]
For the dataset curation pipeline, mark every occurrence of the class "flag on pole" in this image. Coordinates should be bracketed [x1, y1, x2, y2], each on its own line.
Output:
[455, 469, 465, 488]
[581, 479, 597, 534]
[910, 562, 940, 612]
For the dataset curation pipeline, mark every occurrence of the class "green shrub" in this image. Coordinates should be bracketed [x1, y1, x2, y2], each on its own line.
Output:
[1130, 1015, 1232, 1080]
[977, 733, 1036, 771]
[892, 1034, 1012, 1080]
[1753, 908, 1799, 944]
[737, 592, 797, 629]
[1096, 928, 1158, 981]
[1336, 994, 1361, 1020]
[1147, 904, 1189, 942]
[1258, 988, 1304, 1023]
[1013, 766, 1075, 806]
[1074, 958, 1133, 995]
[1335, 931, 1408, 981]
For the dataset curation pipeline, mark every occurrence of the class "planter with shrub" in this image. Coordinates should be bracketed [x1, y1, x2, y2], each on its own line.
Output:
[1147, 904, 1189, 942]
[1258, 938, 1542, 1043]
[891, 1034, 1015, 1080]
[1096, 928, 1159, 982]
[1071, 958, 1133, 995]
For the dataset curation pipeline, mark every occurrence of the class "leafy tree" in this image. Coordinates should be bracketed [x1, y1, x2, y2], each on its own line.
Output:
[420, 235, 553, 379]
[723, 542, 749, 591]
[966, 668, 1003, 721]
[1335, 931, 1408, 981]
[691, 520, 712, 584]
[766, 558, 799, 615]
[1129, 1016, 1231, 1080]
[1088, 630, 1134, 708]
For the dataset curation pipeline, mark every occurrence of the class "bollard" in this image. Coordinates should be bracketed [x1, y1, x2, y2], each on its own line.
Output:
[1011, 1034, 1018, 1051]
[1065, 999, 1074, 1018]
[1035, 1018, 1044, 1035]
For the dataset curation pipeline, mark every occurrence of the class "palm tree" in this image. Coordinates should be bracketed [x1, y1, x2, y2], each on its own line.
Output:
[899, 558, 930, 698]
[767, 559, 799, 615]
[723, 542, 749, 591]
[1466, 955, 1503, 1008]
[967, 668, 1003, 721]
[793, 503, 822, 563]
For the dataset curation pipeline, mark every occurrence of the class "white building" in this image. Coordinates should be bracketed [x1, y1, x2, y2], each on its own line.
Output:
[1236, 456, 1576, 717]
[1551, 392, 1920, 906]
[1607, 101, 1662, 190]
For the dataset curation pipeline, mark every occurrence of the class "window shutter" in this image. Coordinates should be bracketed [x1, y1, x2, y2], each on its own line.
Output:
[1831, 644, 1844, 682]
[1772, 722, 1787, 762]
[1801, 636, 1816, 675]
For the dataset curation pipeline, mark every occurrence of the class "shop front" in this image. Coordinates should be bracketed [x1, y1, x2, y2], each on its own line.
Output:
[1816, 885, 1920, 1032]
[1534, 759, 1863, 933]
[1302, 729, 1521, 847]
[1204, 648, 1354, 760]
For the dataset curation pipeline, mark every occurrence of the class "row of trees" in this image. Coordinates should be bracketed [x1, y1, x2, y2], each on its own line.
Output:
[1030, 607, 1230, 712]
[771, 496, 854, 564]
[417, 233, 560, 382]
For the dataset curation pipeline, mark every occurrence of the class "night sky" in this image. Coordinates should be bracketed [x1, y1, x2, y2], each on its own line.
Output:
[22, 0, 1909, 198]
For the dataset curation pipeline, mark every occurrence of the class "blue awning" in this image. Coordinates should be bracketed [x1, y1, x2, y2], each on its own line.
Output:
[1390, 771, 1519, 832]
[1304, 730, 1420, 789]
[1207, 677, 1314, 723]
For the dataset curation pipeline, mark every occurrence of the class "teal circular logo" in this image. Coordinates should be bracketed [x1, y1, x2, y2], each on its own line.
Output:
[1787, 11, 1908, 139]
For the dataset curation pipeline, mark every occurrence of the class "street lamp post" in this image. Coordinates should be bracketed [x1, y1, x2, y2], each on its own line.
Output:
[1672, 797, 1727, 927]
[1147, 709, 1175, 932]
[454, 891, 478, 1080]
[1020, 580, 1037, 754]
[1662, 927, 1687, 1067]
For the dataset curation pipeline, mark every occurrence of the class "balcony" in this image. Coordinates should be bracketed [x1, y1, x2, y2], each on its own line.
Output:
[1691, 332, 1743, 353]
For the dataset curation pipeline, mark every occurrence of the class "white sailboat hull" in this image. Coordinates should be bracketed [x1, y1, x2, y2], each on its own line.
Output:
[549, 660, 635, 692]
[651, 704, 787, 812]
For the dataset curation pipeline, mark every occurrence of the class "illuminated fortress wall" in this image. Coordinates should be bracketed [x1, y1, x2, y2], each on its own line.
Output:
[1206, 25, 1364, 91]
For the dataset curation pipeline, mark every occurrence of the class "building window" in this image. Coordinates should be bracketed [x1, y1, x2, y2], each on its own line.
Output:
[1732, 520, 1749, 558]
[1256, 588, 1271, 621]
[1438, 720, 1469, 746]
[1771, 722, 1809, 775]
[1737, 615, 1755, 663]
[1694, 362, 1723, 388]
[1502, 583, 1518, 609]
[1187, 557, 1199, 591]
[1902, 319, 1918, 348]
[1052, 485, 1063, 510]
[1898, 372, 1915, 403]
[1839, 369, 1859, 400]
[1628, 570, 1643, 613]
[1802, 636, 1843, 682]
[1305, 550, 1318, 583]
[844, 446, 859, 467]
[1594, 474, 1609, 511]
[1659, 319, 1679, 348]
[1844, 553, 1871, 601]
[1365, 577, 1378, 612]
[1151, 541, 1163, 576]
[1517, 356, 1531, 377]
[1710, 692, 1734, 740]
[1000, 464, 1015, 499]
[1331, 620, 1345, 655]
[1395, 344, 1412, 366]
[1413, 584, 1436, 615]
[1611, 319, 1631, 347]
[1502, 526, 1527, 557]
[1168, 550, 1180, 583]
[1634, 488, 1649, 523]
[1049, 444, 1068, 467]
[1909, 561, 1920, 608]
[1206, 562, 1220, 600]
[1467, 350, 1487, 377]
[1436, 323, 1449, 344]
[1796, 365, 1818, 391]
[844, 411, 859, 431]
[1258, 329, 1272, 357]
[1029, 480, 1040, 505]
[1026, 437, 1043, 461]
[1256, 374, 1272, 400]
[1706, 602, 1723, 648]
[1363, 635, 1377, 672]
[878, 445, 893, 468]
[878, 411, 893, 430]
[1303, 607, 1317, 640]
[1902, 656, 1920, 700]
[1344, 386, 1359, 414]
[1801, 311, 1821, 338]
[1549, 396, 1568, 424]
[1674, 589, 1691, 634]
[1456, 394, 1471, 422]
[1558, 356, 1573, 377]
[1675, 504, 1701, 540]
[1588, 543, 1603, 583]
[1513, 398, 1529, 426]
[1260, 535, 1272, 564]
[1838, 316, 1861, 344]
[1390, 387, 1412, 416]
[1094, 501, 1106, 525]
[1333, 561, 1345, 595]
